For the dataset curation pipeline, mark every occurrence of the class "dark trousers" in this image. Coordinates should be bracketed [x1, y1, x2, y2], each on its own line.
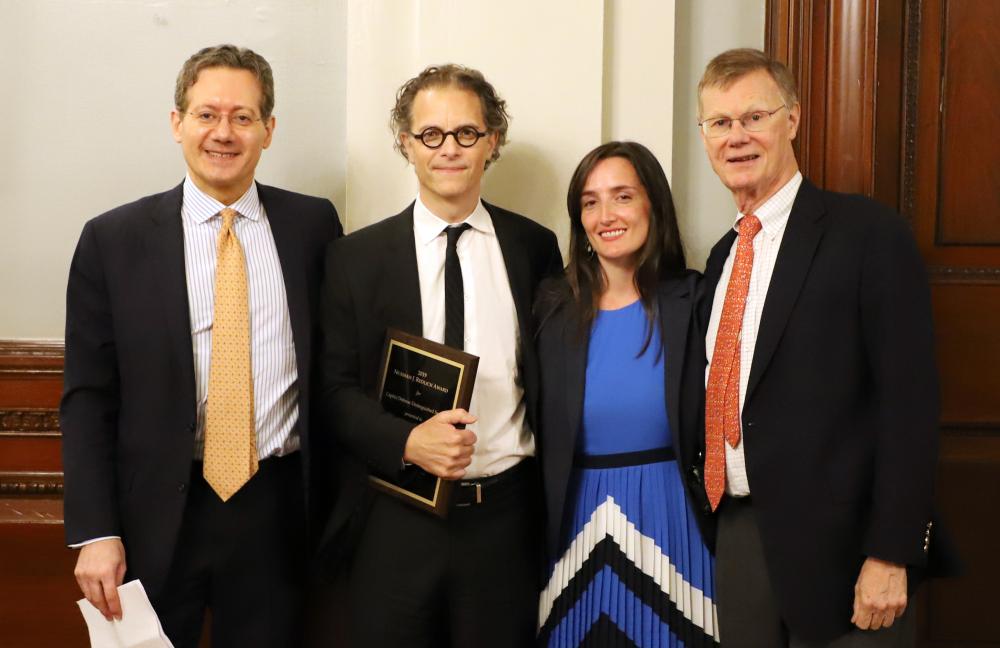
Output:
[153, 453, 307, 648]
[349, 462, 542, 648]
[715, 496, 915, 648]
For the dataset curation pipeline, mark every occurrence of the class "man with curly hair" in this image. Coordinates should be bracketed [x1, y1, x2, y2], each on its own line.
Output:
[318, 63, 562, 647]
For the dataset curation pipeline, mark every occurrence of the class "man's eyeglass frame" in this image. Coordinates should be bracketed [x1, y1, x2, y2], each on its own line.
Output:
[698, 105, 788, 138]
[409, 126, 490, 149]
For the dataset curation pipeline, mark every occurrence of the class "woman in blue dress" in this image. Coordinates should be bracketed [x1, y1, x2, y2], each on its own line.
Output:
[535, 141, 719, 647]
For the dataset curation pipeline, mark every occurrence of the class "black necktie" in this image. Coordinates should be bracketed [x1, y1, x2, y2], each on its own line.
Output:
[444, 224, 472, 349]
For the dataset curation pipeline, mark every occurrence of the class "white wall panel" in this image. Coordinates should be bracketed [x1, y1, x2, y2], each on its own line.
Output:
[0, 0, 346, 338]
[1, 0, 765, 337]
[344, 0, 607, 252]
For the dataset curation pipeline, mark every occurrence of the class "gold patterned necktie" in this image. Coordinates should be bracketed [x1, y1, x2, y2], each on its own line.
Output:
[203, 207, 257, 501]
[704, 214, 762, 511]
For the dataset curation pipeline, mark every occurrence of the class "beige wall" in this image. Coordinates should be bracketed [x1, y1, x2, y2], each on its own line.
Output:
[344, 0, 676, 252]
[0, 0, 763, 339]
[1, 0, 348, 339]
[672, 0, 767, 270]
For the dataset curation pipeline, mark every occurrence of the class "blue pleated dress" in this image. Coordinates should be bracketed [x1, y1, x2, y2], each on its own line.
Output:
[539, 300, 720, 647]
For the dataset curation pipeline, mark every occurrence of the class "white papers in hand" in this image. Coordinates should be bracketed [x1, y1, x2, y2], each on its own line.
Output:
[77, 580, 175, 648]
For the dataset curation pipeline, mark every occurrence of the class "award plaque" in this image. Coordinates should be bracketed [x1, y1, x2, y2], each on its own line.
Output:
[369, 328, 479, 517]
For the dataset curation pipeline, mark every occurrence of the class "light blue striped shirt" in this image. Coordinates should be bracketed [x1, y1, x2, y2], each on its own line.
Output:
[181, 176, 300, 460]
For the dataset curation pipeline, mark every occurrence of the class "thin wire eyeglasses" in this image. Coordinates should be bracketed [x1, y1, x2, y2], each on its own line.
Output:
[186, 110, 263, 129]
[409, 126, 489, 149]
[698, 105, 787, 138]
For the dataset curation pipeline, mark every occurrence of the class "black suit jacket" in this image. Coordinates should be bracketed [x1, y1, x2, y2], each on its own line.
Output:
[60, 181, 342, 599]
[701, 178, 945, 640]
[534, 272, 712, 560]
[316, 201, 562, 566]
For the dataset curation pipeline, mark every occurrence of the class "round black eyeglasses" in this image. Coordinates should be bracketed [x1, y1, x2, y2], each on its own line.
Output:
[410, 126, 489, 149]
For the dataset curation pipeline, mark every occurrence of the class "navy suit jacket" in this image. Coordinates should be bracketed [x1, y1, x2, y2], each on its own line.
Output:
[701, 178, 949, 640]
[60, 181, 342, 599]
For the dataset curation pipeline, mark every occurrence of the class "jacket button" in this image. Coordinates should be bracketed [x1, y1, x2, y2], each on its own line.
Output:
[745, 421, 755, 429]
[696, 450, 704, 461]
[178, 483, 187, 493]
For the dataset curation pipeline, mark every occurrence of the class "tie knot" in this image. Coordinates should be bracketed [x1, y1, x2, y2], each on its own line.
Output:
[738, 214, 762, 239]
[445, 223, 472, 249]
[220, 208, 238, 231]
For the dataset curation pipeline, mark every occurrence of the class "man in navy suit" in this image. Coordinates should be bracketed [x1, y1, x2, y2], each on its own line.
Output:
[696, 48, 945, 647]
[61, 44, 341, 647]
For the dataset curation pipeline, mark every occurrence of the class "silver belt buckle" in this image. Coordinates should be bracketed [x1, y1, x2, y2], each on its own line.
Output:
[456, 480, 482, 506]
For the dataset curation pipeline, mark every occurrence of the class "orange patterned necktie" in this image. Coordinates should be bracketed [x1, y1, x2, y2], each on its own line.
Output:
[704, 214, 762, 511]
[203, 207, 257, 502]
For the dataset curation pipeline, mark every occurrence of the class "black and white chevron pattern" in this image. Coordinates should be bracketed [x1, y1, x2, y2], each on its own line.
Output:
[539, 496, 720, 647]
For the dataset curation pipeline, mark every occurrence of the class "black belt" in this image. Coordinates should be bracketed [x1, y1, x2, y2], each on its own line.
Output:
[452, 458, 534, 507]
[574, 447, 675, 469]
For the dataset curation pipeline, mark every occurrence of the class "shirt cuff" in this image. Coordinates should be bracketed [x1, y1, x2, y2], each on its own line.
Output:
[69, 535, 121, 549]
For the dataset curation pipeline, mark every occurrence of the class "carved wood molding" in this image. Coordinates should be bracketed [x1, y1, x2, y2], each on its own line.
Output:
[901, 0, 921, 221]
[0, 340, 64, 376]
[0, 471, 63, 496]
[0, 408, 61, 438]
[929, 266, 1000, 285]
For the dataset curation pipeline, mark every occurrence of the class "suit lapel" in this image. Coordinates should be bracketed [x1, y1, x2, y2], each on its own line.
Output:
[701, 230, 737, 329]
[563, 312, 588, 449]
[746, 180, 827, 401]
[148, 182, 196, 406]
[385, 204, 423, 335]
[485, 202, 532, 343]
[658, 278, 691, 447]
[258, 183, 312, 382]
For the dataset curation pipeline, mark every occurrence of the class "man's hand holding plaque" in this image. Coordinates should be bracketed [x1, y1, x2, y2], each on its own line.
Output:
[404, 409, 478, 480]
[370, 328, 479, 515]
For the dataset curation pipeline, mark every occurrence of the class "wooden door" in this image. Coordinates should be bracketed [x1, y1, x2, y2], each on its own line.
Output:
[767, 1, 1000, 645]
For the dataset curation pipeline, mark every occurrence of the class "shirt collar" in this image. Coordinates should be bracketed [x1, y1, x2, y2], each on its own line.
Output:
[732, 171, 802, 239]
[412, 194, 494, 246]
[182, 175, 262, 225]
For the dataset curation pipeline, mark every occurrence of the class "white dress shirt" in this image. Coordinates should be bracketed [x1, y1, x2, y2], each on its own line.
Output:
[413, 196, 533, 478]
[705, 172, 802, 496]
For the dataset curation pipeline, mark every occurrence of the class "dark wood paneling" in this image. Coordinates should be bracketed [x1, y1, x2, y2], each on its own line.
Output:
[0, 341, 84, 646]
[0, 498, 85, 647]
[932, 284, 1000, 422]
[936, 0, 1000, 245]
[0, 341, 64, 479]
[0, 342, 64, 479]
[766, 0, 888, 197]
[0, 342, 216, 647]
[911, 3, 1000, 638]
[923, 433, 1000, 646]
[768, 1, 1000, 645]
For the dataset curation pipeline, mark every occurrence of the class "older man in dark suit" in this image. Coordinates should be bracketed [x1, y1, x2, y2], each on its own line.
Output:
[696, 48, 947, 647]
[318, 64, 562, 647]
[61, 44, 341, 647]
